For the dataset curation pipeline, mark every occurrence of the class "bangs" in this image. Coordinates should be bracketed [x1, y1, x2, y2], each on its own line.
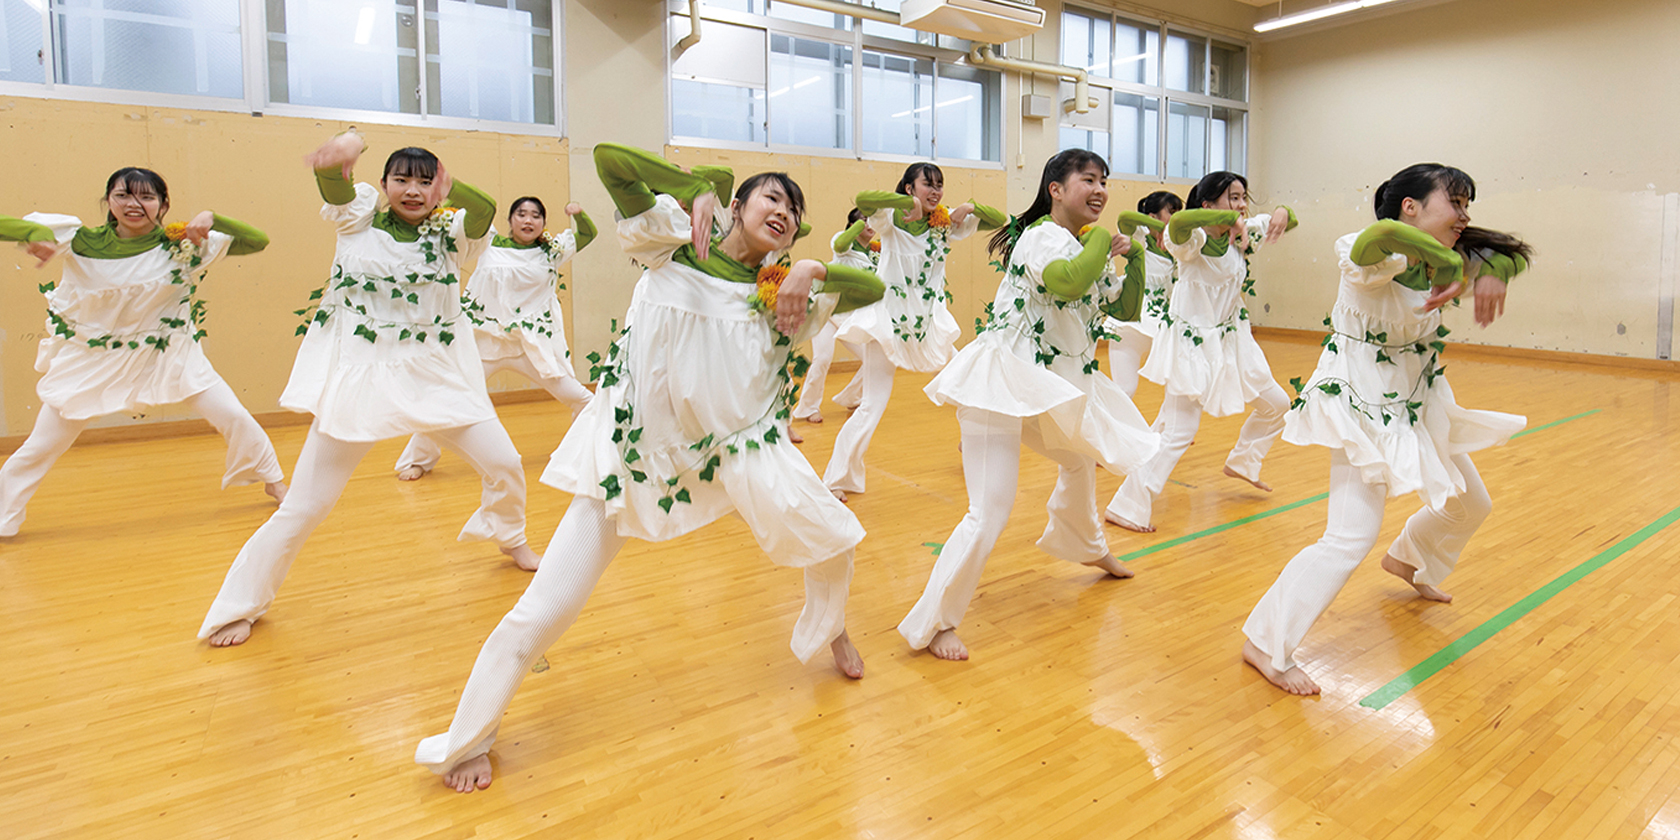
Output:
[737, 172, 805, 224]
[106, 167, 167, 199]
[383, 147, 439, 181]
[1436, 166, 1477, 203]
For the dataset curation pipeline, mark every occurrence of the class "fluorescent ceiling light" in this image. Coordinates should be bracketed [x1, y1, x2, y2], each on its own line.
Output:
[1253, 0, 1403, 33]
[768, 75, 823, 98]
[891, 94, 974, 119]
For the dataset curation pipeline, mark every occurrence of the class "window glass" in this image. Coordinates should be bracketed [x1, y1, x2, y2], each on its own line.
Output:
[1111, 16, 1157, 86]
[769, 34, 851, 150]
[1211, 105, 1244, 174]
[671, 16, 766, 143]
[767, 0, 850, 30]
[424, 0, 554, 125]
[1164, 29, 1206, 94]
[1111, 92, 1158, 177]
[934, 62, 999, 162]
[1210, 39, 1246, 101]
[267, 0, 419, 114]
[56, 0, 243, 98]
[1165, 100, 1209, 179]
[1060, 9, 1108, 77]
[860, 49, 930, 157]
[0, 1, 44, 84]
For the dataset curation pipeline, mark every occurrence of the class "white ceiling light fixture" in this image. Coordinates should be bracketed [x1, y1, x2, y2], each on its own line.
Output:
[1253, 0, 1405, 33]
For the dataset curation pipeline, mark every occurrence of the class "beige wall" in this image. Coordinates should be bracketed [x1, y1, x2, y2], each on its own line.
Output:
[1247, 0, 1680, 359]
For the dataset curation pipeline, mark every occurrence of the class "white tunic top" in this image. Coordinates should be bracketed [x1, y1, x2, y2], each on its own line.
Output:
[1283, 232, 1525, 508]
[833, 206, 979, 372]
[542, 195, 863, 567]
[1139, 214, 1279, 416]
[280, 182, 495, 442]
[25, 213, 234, 421]
[925, 221, 1160, 474]
[467, 229, 580, 382]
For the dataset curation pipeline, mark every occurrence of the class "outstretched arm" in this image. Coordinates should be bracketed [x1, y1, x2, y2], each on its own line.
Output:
[209, 214, 270, 255]
[0, 215, 61, 267]
[593, 143, 717, 218]
[775, 259, 885, 334]
[1117, 211, 1164, 237]
[567, 204, 597, 252]
[447, 180, 496, 240]
[854, 190, 915, 215]
[1167, 208, 1240, 245]
[1100, 236, 1148, 322]
[1042, 226, 1115, 300]
[820, 260, 886, 315]
[306, 132, 365, 205]
[831, 218, 867, 252]
[952, 201, 1006, 230]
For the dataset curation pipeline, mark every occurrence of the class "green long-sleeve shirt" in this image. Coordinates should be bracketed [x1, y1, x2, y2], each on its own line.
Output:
[854, 191, 1006, 236]
[0, 213, 268, 258]
[316, 166, 495, 241]
[1351, 220, 1464, 290]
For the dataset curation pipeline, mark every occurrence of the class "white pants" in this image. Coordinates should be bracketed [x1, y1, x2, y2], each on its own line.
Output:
[1242, 450, 1492, 671]
[0, 379, 283, 537]
[414, 494, 854, 773]
[199, 417, 528, 638]
[898, 407, 1108, 649]
[1107, 333, 1152, 399]
[792, 320, 839, 420]
[1106, 381, 1290, 528]
[395, 354, 592, 473]
[822, 340, 895, 494]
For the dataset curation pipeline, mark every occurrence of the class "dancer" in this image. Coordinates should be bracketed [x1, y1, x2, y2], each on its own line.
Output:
[0, 168, 285, 537]
[1105, 171, 1297, 532]
[899, 149, 1160, 661]
[394, 196, 597, 480]
[822, 163, 1006, 500]
[1105, 191, 1182, 397]
[791, 207, 877, 425]
[415, 143, 883, 792]
[1242, 163, 1529, 695]
[199, 132, 537, 646]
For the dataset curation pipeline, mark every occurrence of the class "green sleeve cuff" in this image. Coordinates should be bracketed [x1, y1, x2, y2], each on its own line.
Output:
[594, 143, 716, 218]
[1168, 209, 1239, 244]
[831, 219, 866, 252]
[0, 215, 57, 244]
[822, 261, 886, 314]
[855, 190, 914, 214]
[314, 167, 357, 206]
[1352, 220, 1463, 287]
[211, 214, 270, 255]
[1473, 249, 1528, 284]
[690, 165, 735, 205]
[1277, 206, 1298, 231]
[446, 180, 496, 240]
[1100, 243, 1147, 322]
[1042, 227, 1113, 299]
[1117, 211, 1164, 236]
[970, 202, 1006, 231]
[571, 209, 597, 252]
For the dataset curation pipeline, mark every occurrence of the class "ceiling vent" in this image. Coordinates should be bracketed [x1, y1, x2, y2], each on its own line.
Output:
[898, 0, 1045, 44]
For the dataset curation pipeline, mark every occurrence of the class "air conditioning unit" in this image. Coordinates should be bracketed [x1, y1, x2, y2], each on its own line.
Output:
[899, 0, 1045, 44]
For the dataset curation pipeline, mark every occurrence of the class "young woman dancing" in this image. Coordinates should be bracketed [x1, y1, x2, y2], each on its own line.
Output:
[414, 143, 883, 792]
[0, 167, 284, 536]
[394, 196, 597, 480]
[198, 132, 537, 646]
[1105, 190, 1182, 397]
[1243, 163, 1531, 695]
[791, 207, 877, 426]
[822, 163, 1005, 500]
[899, 149, 1159, 661]
[1105, 171, 1297, 532]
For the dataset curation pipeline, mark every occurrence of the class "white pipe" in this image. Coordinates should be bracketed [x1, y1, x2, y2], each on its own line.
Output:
[968, 44, 1091, 114]
[674, 0, 702, 59]
[773, 0, 901, 25]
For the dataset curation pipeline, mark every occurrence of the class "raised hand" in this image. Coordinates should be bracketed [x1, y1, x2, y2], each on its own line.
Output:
[184, 210, 215, 244]
[1472, 274, 1506, 327]
[565, 202, 583, 216]
[304, 130, 365, 179]
[1423, 280, 1466, 312]
[429, 161, 454, 211]
[690, 190, 717, 262]
[25, 240, 60, 268]
[1263, 207, 1289, 245]
[774, 259, 825, 336]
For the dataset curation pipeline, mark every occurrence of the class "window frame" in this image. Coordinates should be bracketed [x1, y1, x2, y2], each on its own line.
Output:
[1059, 3, 1249, 185]
[0, 0, 565, 136]
[665, 1, 1004, 169]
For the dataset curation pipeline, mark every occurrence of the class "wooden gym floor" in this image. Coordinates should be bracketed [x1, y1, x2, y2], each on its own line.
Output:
[3, 335, 1679, 839]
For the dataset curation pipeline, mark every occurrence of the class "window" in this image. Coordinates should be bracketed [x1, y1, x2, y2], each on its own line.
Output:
[1059, 6, 1246, 182]
[0, 0, 562, 131]
[668, 1, 1001, 163]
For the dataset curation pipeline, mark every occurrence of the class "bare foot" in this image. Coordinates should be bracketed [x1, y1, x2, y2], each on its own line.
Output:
[927, 628, 969, 661]
[208, 619, 252, 647]
[443, 754, 493, 793]
[800, 413, 824, 424]
[264, 481, 288, 504]
[397, 466, 427, 481]
[831, 630, 864, 678]
[789, 427, 804, 444]
[831, 488, 848, 503]
[503, 543, 541, 572]
[1222, 466, 1272, 492]
[1381, 554, 1453, 603]
[1103, 510, 1155, 533]
[1083, 554, 1134, 579]
[1242, 640, 1319, 695]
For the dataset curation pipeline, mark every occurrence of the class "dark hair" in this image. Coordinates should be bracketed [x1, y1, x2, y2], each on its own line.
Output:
[1138, 190, 1183, 216]
[382, 147, 439, 181]
[733, 171, 806, 228]
[1374, 163, 1534, 260]
[895, 162, 944, 196]
[508, 196, 546, 221]
[988, 148, 1109, 265]
[1186, 171, 1247, 210]
[103, 167, 169, 228]
[847, 206, 867, 226]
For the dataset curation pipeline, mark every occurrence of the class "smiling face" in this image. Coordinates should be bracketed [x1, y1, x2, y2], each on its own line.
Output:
[381, 171, 438, 225]
[106, 182, 167, 239]
[908, 171, 944, 214]
[1049, 162, 1109, 229]
[1405, 184, 1471, 248]
[507, 200, 546, 246]
[1206, 179, 1248, 215]
[732, 179, 799, 255]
